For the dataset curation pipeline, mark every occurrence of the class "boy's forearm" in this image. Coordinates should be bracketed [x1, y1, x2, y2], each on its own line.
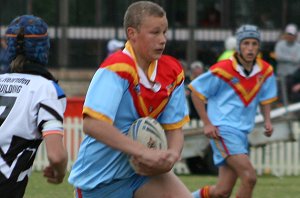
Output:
[260, 103, 271, 123]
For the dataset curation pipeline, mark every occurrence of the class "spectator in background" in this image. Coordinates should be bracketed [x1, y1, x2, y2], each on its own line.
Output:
[190, 61, 205, 81]
[274, 23, 300, 104]
[106, 38, 125, 57]
[0, 36, 9, 74]
[287, 68, 300, 103]
[275, 23, 300, 77]
[187, 61, 205, 119]
[217, 36, 237, 62]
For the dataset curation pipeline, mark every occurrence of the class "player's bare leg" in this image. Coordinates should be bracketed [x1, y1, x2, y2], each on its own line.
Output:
[226, 154, 257, 198]
[208, 165, 238, 198]
[134, 171, 192, 198]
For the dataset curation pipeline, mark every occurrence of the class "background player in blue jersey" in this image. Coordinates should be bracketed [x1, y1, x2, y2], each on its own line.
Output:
[189, 25, 277, 198]
[68, 1, 192, 198]
[0, 15, 68, 197]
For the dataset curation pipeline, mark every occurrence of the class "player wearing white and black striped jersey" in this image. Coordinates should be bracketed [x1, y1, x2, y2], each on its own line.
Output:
[0, 15, 68, 198]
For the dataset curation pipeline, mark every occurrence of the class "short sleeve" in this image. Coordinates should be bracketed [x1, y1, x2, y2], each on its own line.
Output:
[83, 68, 129, 121]
[259, 74, 277, 104]
[158, 81, 189, 128]
[37, 81, 66, 130]
[188, 71, 221, 100]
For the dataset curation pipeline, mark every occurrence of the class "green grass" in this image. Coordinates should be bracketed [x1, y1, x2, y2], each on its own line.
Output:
[181, 175, 300, 198]
[24, 172, 300, 198]
[24, 172, 74, 198]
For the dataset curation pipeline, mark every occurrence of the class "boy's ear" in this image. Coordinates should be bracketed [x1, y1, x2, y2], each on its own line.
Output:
[127, 27, 137, 41]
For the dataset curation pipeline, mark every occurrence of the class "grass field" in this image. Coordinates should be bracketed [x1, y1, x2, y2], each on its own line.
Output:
[24, 172, 300, 198]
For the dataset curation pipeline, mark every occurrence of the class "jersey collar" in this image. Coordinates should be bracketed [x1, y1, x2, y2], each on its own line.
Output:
[231, 55, 262, 78]
[123, 41, 161, 92]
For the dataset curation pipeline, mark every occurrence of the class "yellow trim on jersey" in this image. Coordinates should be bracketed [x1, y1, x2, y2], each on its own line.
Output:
[123, 41, 186, 118]
[166, 71, 184, 95]
[104, 60, 151, 116]
[105, 63, 139, 85]
[188, 85, 207, 102]
[214, 67, 249, 98]
[256, 58, 264, 70]
[212, 67, 233, 80]
[83, 107, 113, 124]
[149, 98, 169, 117]
[260, 97, 278, 105]
[125, 41, 158, 81]
[125, 41, 137, 63]
[232, 56, 238, 70]
[137, 95, 150, 116]
[212, 66, 273, 102]
[161, 115, 190, 131]
[148, 61, 156, 79]
[176, 71, 184, 85]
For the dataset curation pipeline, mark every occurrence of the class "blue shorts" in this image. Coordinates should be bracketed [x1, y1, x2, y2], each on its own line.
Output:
[210, 126, 249, 167]
[75, 175, 149, 198]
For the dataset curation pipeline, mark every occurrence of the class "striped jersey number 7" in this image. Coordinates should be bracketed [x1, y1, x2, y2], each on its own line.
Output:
[0, 96, 17, 127]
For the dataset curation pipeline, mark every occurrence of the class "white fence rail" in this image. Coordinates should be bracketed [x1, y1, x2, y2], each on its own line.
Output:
[33, 117, 300, 176]
[250, 121, 300, 176]
[0, 26, 284, 42]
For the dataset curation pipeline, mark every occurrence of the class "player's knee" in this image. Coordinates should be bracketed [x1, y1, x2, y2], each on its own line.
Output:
[248, 174, 257, 187]
[242, 173, 257, 188]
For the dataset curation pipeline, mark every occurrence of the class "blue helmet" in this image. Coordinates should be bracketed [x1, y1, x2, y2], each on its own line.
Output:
[236, 24, 260, 53]
[5, 15, 50, 65]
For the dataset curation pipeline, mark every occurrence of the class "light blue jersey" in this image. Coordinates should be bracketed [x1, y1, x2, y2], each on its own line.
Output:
[189, 57, 277, 133]
[69, 47, 189, 191]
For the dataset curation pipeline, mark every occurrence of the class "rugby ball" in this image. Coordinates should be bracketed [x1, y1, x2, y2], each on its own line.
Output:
[128, 117, 168, 171]
[128, 117, 167, 150]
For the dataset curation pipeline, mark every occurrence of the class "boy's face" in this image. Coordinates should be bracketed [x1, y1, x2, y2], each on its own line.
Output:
[239, 38, 260, 62]
[130, 15, 168, 63]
